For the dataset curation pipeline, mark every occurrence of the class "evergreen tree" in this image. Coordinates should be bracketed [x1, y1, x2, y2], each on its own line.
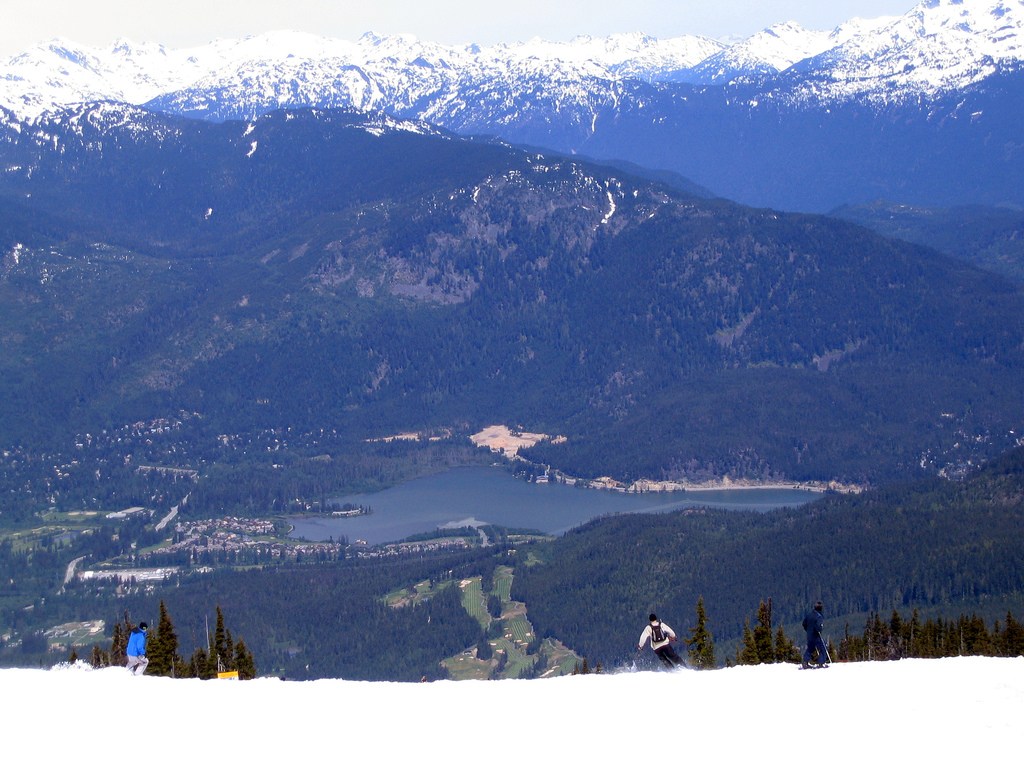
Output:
[907, 609, 923, 657]
[919, 616, 944, 658]
[887, 610, 906, 659]
[837, 623, 861, 662]
[189, 647, 210, 679]
[213, 606, 229, 673]
[865, 612, 889, 660]
[110, 619, 128, 667]
[774, 625, 800, 663]
[90, 645, 108, 668]
[205, 645, 221, 679]
[476, 637, 493, 661]
[147, 600, 180, 677]
[738, 620, 760, 665]
[753, 599, 775, 663]
[686, 596, 716, 669]
[233, 639, 257, 680]
[1002, 612, 1024, 657]
[960, 614, 992, 656]
[487, 593, 503, 619]
[940, 617, 960, 657]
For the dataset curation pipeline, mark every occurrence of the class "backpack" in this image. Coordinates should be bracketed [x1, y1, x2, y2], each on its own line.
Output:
[651, 622, 666, 643]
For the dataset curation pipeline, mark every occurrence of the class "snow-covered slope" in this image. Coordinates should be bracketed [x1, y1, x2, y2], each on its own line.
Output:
[789, 0, 1024, 103]
[684, 22, 837, 84]
[2, 657, 1020, 765]
[0, 30, 722, 122]
[2, 1, 1023, 122]
[0, 37, 220, 119]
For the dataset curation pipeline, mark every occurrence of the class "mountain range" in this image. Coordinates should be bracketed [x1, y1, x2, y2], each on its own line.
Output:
[2, 1, 1024, 210]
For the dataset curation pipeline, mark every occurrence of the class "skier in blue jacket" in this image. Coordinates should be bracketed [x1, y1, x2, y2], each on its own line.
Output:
[126, 622, 149, 676]
[801, 602, 829, 669]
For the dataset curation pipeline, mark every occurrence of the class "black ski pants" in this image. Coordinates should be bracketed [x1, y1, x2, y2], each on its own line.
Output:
[655, 644, 683, 668]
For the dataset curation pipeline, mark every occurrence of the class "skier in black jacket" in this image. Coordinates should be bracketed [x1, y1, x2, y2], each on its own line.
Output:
[801, 601, 829, 669]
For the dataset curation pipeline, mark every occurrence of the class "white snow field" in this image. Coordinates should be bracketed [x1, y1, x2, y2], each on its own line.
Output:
[1, 656, 1020, 765]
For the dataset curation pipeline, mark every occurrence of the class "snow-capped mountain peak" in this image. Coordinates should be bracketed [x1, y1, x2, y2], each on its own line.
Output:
[685, 21, 834, 83]
[2, 1, 1023, 122]
[789, 0, 1024, 102]
[0, 37, 221, 118]
[490, 32, 724, 78]
[0, 28, 716, 121]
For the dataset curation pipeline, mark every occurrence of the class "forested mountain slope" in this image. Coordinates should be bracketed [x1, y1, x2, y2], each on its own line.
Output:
[512, 447, 1024, 667]
[832, 201, 1024, 284]
[1, 106, 1022, 503]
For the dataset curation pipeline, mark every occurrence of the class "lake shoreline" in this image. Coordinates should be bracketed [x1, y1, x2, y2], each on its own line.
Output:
[468, 424, 863, 495]
[625, 478, 860, 494]
[292, 465, 825, 545]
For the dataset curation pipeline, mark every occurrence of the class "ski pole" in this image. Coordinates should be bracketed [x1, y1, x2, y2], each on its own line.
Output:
[630, 646, 642, 671]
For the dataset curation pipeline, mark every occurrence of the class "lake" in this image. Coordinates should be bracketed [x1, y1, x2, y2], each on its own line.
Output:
[288, 465, 823, 545]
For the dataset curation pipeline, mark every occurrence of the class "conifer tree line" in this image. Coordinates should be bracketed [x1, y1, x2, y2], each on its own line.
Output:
[571, 658, 603, 675]
[595, 597, 1024, 671]
[733, 600, 1024, 667]
[736, 599, 802, 666]
[837, 609, 1024, 662]
[86, 602, 257, 679]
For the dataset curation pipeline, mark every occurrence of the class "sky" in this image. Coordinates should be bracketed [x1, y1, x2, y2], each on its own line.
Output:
[0, 1, 920, 58]
[1, 655, 1020, 764]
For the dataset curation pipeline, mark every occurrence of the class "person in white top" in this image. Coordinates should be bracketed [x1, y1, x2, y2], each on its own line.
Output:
[638, 613, 684, 668]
